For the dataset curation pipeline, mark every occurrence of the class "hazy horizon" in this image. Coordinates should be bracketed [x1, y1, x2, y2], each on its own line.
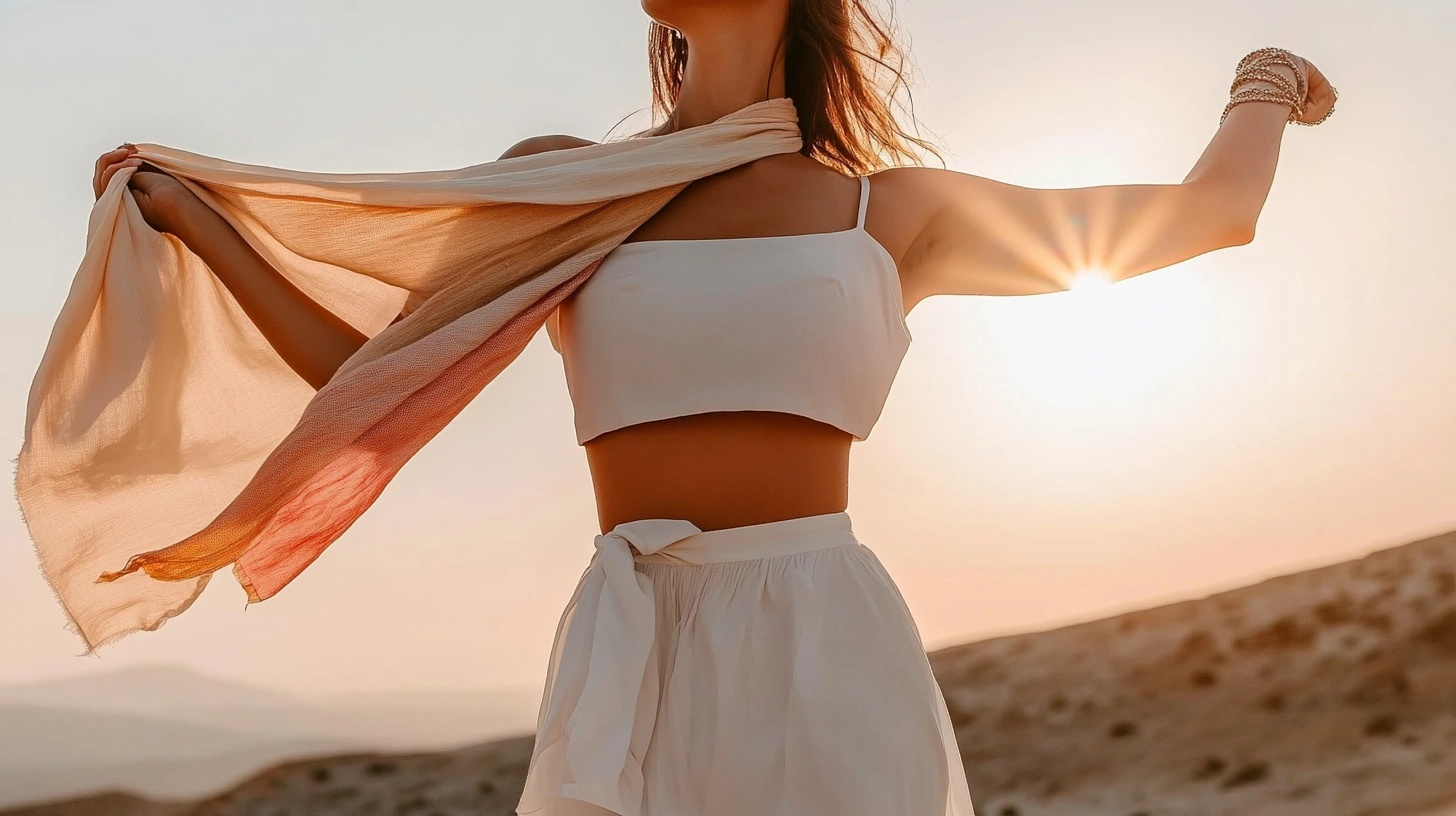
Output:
[2, 0, 1453, 698]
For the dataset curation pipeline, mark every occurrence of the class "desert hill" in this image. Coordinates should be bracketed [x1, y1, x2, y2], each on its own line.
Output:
[936, 525, 1456, 816]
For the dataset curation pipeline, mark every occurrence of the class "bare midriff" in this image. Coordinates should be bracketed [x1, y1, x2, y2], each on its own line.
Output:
[583, 410, 852, 534]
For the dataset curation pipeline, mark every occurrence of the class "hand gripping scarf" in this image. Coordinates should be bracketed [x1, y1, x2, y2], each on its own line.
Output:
[15, 97, 803, 654]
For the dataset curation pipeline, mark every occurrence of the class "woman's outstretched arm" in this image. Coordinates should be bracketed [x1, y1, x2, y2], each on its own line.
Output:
[158, 189, 373, 389]
[94, 135, 586, 390]
[94, 147, 374, 391]
[885, 54, 1335, 302]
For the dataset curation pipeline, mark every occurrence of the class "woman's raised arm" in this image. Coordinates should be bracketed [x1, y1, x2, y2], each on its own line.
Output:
[887, 54, 1335, 303]
[93, 133, 594, 390]
[96, 146, 371, 390]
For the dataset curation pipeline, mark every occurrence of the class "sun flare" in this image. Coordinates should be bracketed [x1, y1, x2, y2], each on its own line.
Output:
[971, 263, 1221, 421]
[1070, 266, 1114, 291]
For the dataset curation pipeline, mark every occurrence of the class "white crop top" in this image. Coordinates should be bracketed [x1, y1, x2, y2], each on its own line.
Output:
[546, 175, 912, 445]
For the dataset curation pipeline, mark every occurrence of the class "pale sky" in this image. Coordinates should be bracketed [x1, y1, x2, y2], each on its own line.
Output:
[2, 0, 1453, 697]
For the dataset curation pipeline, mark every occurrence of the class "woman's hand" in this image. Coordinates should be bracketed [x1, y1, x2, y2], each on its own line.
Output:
[93, 144, 203, 234]
[91, 145, 370, 388]
[1294, 56, 1336, 125]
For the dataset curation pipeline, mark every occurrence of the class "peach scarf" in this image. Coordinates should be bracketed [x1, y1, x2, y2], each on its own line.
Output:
[16, 98, 803, 654]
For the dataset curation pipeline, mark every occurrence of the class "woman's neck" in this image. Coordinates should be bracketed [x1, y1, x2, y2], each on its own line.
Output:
[661, 8, 789, 133]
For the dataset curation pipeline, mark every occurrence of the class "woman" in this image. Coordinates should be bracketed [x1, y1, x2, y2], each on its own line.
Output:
[90, 2, 1334, 814]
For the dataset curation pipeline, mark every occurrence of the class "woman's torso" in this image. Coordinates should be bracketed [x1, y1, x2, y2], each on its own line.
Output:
[560, 154, 920, 533]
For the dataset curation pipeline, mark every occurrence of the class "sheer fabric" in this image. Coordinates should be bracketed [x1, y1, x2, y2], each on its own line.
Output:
[16, 99, 802, 653]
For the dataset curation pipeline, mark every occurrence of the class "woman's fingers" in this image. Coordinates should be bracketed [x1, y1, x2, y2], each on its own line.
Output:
[92, 148, 129, 198]
[1311, 68, 1332, 101]
[1297, 60, 1335, 123]
[92, 144, 139, 199]
[96, 155, 143, 199]
[127, 164, 171, 193]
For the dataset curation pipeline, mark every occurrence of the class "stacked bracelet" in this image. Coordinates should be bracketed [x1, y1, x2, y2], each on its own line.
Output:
[1221, 47, 1306, 126]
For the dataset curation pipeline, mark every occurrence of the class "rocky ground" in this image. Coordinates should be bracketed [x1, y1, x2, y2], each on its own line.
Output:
[7, 528, 1454, 816]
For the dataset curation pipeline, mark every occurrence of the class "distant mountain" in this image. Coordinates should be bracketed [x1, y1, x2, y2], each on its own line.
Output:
[0, 705, 320, 768]
[0, 665, 539, 808]
[0, 662, 542, 745]
[6, 528, 1454, 816]
[0, 665, 301, 714]
[0, 708, 353, 808]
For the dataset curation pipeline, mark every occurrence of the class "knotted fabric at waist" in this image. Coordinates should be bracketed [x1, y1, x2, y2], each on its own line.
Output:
[516, 510, 859, 815]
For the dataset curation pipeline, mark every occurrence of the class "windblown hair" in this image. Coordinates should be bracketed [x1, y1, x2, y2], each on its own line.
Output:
[642, 0, 944, 175]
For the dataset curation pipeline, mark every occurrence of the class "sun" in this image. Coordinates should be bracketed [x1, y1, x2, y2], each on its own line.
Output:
[970, 261, 1221, 419]
[1069, 266, 1114, 292]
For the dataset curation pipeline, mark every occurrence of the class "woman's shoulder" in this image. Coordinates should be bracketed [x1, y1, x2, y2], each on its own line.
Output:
[505, 134, 601, 356]
[498, 134, 599, 160]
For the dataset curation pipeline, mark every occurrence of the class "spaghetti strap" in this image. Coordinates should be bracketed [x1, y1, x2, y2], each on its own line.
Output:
[855, 175, 870, 229]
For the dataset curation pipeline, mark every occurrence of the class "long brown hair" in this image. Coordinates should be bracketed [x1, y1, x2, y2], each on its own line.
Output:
[642, 0, 944, 176]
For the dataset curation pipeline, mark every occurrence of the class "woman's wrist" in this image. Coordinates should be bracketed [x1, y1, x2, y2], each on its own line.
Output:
[1219, 95, 1299, 130]
[1241, 63, 1298, 92]
[1234, 64, 1300, 116]
[1221, 49, 1309, 127]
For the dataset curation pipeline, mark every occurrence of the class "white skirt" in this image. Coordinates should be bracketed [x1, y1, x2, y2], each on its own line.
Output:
[516, 510, 977, 816]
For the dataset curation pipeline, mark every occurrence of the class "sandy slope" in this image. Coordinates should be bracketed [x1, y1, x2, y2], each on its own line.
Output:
[6, 528, 1453, 816]
[935, 527, 1456, 816]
